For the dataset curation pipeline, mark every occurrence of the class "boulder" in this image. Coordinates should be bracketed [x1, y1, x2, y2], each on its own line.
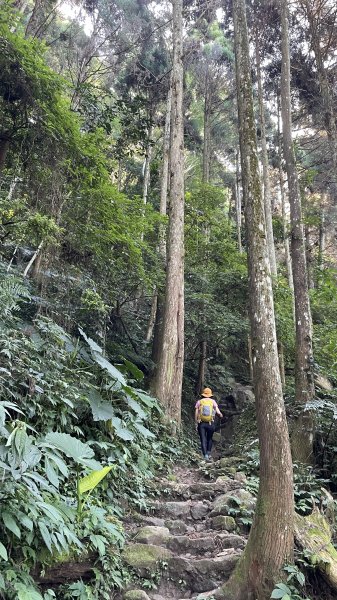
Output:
[152, 501, 191, 519]
[210, 489, 256, 517]
[168, 553, 240, 593]
[164, 519, 188, 534]
[167, 534, 215, 554]
[124, 591, 151, 600]
[234, 472, 247, 483]
[133, 526, 171, 547]
[123, 543, 173, 576]
[210, 515, 236, 532]
[295, 509, 337, 591]
[191, 502, 209, 520]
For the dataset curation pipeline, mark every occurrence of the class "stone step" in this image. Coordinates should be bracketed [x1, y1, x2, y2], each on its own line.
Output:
[158, 478, 242, 501]
[129, 526, 246, 556]
[167, 532, 246, 556]
[149, 500, 210, 521]
[167, 551, 241, 593]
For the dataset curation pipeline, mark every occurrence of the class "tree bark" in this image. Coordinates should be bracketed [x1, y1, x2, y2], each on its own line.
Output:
[280, 0, 315, 464]
[0, 138, 9, 172]
[235, 149, 243, 253]
[151, 0, 184, 427]
[217, 2, 294, 598]
[196, 340, 207, 396]
[303, 0, 337, 204]
[255, 35, 277, 277]
[203, 64, 211, 183]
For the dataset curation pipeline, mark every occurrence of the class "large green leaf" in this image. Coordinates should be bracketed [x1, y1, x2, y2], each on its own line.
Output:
[44, 432, 101, 470]
[123, 359, 144, 381]
[15, 584, 44, 600]
[92, 351, 127, 385]
[110, 417, 134, 441]
[2, 512, 21, 538]
[133, 422, 156, 439]
[88, 389, 115, 421]
[78, 327, 102, 354]
[126, 395, 147, 420]
[0, 541, 8, 561]
[79, 466, 112, 495]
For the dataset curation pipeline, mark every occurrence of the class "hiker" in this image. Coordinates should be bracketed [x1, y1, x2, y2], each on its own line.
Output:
[195, 387, 223, 460]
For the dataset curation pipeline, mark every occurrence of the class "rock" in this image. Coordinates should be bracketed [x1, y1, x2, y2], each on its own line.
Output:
[133, 526, 170, 546]
[234, 472, 247, 483]
[168, 534, 216, 554]
[168, 553, 240, 593]
[124, 591, 151, 600]
[123, 543, 172, 576]
[216, 533, 246, 549]
[218, 457, 243, 470]
[191, 502, 209, 520]
[138, 516, 166, 528]
[295, 508, 337, 591]
[210, 489, 256, 517]
[210, 515, 236, 532]
[189, 482, 218, 499]
[152, 501, 191, 519]
[165, 519, 188, 534]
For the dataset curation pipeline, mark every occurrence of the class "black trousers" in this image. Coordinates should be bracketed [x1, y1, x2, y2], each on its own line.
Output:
[198, 422, 215, 457]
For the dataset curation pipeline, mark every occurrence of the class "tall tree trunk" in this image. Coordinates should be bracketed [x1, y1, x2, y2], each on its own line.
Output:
[280, 0, 315, 463]
[0, 138, 9, 172]
[216, 2, 294, 598]
[148, 88, 171, 359]
[235, 149, 243, 253]
[318, 203, 326, 270]
[203, 64, 211, 183]
[255, 35, 277, 276]
[196, 340, 207, 396]
[140, 129, 153, 242]
[151, 0, 184, 427]
[304, 0, 337, 204]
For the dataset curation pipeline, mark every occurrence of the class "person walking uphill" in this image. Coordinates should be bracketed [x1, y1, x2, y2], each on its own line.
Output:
[195, 387, 223, 460]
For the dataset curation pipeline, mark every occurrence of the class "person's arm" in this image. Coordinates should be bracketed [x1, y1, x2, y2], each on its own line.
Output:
[195, 402, 200, 428]
[213, 400, 223, 418]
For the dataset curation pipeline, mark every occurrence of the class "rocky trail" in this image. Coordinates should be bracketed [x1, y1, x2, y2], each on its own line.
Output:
[117, 457, 256, 600]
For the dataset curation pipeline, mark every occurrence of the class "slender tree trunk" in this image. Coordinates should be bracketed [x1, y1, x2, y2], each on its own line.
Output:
[203, 64, 211, 183]
[0, 139, 9, 172]
[278, 341, 286, 389]
[152, 0, 184, 427]
[148, 88, 171, 356]
[140, 129, 153, 242]
[255, 35, 277, 276]
[318, 204, 326, 270]
[216, 3, 294, 598]
[235, 149, 243, 253]
[280, 0, 315, 464]
[305, 224, 314, 290]
[304, 0, 337, 204]
[196, 340, 207, 395]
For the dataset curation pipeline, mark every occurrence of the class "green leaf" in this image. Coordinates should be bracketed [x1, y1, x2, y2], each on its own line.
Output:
[78, 327, 102, 353]
[45, 457, 60, 487]
[44, 432, 101, 470]
[126, 395, 147, 419]
[79, 466, 112, 495]
[92, 351, 127, 385]
[133, 421, 155, 439]
[88, 390, 115, 421]
[0, 541, 8, 561]
[38, 520, 53, 553]
[123, 359, 144, 380]
[15, 582, 44, 600]
[2, 512, 21, 538]
[110, 417, 134, 441]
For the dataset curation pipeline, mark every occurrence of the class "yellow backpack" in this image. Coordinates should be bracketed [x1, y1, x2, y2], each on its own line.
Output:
[199, 398, 214, 423]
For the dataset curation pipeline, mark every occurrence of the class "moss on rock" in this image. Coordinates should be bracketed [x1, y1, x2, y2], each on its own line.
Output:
[123, 543, 172, 575]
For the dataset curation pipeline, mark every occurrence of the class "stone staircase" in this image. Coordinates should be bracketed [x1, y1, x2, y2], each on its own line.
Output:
[118, 459, 255, 600]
